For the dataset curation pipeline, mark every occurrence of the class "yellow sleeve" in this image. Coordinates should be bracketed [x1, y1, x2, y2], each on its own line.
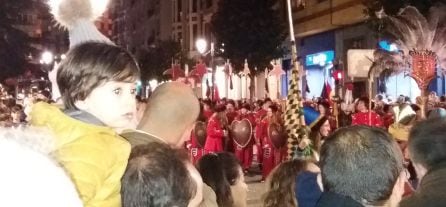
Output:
[56, 133, 130, 207]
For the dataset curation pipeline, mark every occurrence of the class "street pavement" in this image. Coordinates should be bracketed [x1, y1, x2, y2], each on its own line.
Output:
[246, 174, 266, 207]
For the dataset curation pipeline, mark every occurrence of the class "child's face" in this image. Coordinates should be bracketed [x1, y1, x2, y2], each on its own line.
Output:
[80, 80, 137, 129]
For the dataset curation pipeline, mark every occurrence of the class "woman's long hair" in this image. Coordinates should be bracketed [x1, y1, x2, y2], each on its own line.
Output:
[309, 116, 328, 153]
[263, 160, 308, 207]
[197, 152, 242, 207]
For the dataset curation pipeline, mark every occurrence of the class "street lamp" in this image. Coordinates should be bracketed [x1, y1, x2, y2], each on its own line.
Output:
[196, 39, 208, 54]
[40, 51, 54, 65]
[196, 38, 215, 100]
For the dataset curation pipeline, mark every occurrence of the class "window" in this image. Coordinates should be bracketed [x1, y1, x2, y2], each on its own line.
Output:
[192, 0, 198, 13]
[192, 24, 198, 50]
[206, 0, 212, 8]
[177, 0, 182, 22]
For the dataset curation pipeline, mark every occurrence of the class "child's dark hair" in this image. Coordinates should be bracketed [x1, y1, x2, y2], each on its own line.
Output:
[57, 42, 140, 109]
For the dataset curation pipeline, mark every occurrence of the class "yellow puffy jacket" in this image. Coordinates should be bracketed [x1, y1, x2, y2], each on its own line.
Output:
[30, 102, 130, 207]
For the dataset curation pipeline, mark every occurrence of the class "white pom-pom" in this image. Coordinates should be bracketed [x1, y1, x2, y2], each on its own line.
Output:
[48, 0, 110, 28]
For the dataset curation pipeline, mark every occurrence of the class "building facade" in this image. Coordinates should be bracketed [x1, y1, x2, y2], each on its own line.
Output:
[283, 0, 379, 99]
[171, 0, 219, 58]
[110, 0, 173, 53]
[14, 0, 68, 63]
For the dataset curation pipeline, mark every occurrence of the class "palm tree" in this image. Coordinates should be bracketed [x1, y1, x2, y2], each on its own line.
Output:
[371, 5, 446, 88]
[370, 5, 446, 117]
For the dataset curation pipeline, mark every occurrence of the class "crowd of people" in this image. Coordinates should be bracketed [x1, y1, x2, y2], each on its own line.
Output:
[1, 40, 446, 207]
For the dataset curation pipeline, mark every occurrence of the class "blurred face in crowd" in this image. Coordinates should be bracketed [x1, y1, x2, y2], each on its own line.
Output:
[230, 167, 248, 207]
[227, 103, 235, 113]
[356, 101, 366, 112]
[203, 103, 211, 111]
[11, 112, 21, 124]
[76, 80, 137, 130]
[318, 104, 327, 115]
[267, 108, 273, 117]
[263, 101, 272, 110]
[240, 108, 248, 115]
[319, 120, 331, 137]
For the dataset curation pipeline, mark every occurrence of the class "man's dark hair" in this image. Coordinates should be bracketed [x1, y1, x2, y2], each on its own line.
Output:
[57, 42, 140, 109]
[320, 126, 403, 205]
[409, 118, 446, 169]
[121, 142, 196, 207]
[197, 152, 241, 207]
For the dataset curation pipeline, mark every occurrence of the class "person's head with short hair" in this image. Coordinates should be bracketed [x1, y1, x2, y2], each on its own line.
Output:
[121, 142, 199, 207]
[137, 82, 199, 148]
[226, 100, 235, 113]
[202, 99, 212, 111]
[408, 118, 446, 180]
[263, 98, 272, 110]
[197, 152, 247, 207]
[320, 126, 405, 207]
[57, 42, 140, 130]
[0, 127, 82, 207]
[240, 103, 251, 115]
[356, 97, 370, 112]
[376, 94, 383, 101]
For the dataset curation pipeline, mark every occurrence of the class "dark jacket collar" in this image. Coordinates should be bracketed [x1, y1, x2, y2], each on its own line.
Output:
[64, 109, 105, 126]
[316, 192, 364, 207]
[419, 161, 446, 191]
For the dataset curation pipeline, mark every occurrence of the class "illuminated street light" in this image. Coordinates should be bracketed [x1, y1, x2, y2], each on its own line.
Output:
[40, 51, 54, 65]
[196, 38, 208, 54]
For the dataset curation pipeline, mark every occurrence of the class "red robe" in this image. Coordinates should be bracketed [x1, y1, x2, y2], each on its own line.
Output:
[233, 113, 255, 171]
[352, 111, 383, 127]
[257, 117, 286, 180]
[203, 110, 213, 121]
[186, 131, 205, 165]
[204, 115, 225, 153]
[254, 109, 267, 163]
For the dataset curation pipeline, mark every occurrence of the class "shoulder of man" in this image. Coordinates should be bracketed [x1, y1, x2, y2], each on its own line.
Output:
[120, 129, 162, 148]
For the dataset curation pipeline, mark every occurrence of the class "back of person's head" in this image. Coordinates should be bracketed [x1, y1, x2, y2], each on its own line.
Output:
[409, 118, 446, 173]
[427, 108, 446, 119]
[197, 152, 245, 207]
[137, 82, 200, 147]
[0, 127, 82, 207]
[122, 142, 197, 207]
[320, 126, 404, 206]
[57, 42, 139, 110]
[263, 159, 308, 207]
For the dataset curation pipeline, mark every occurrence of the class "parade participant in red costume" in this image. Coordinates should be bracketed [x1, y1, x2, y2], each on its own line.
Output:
[255, 98, 272, 164]
[204, 104, 228, 153]
[258, 105, 286, 181]
[186, 105, 208, 164]
[225, 100, 239, 152]
[226, 100, 238, 124]
[233, 103, 256, 173]
[352, 97, 383, 127]
[202, 99, 214, 121]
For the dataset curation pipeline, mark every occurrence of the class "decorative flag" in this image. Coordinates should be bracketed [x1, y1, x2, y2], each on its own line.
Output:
[265, 68, 269, 94]
[320, 80, 332, 101]
[206, 78, 211, 98]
